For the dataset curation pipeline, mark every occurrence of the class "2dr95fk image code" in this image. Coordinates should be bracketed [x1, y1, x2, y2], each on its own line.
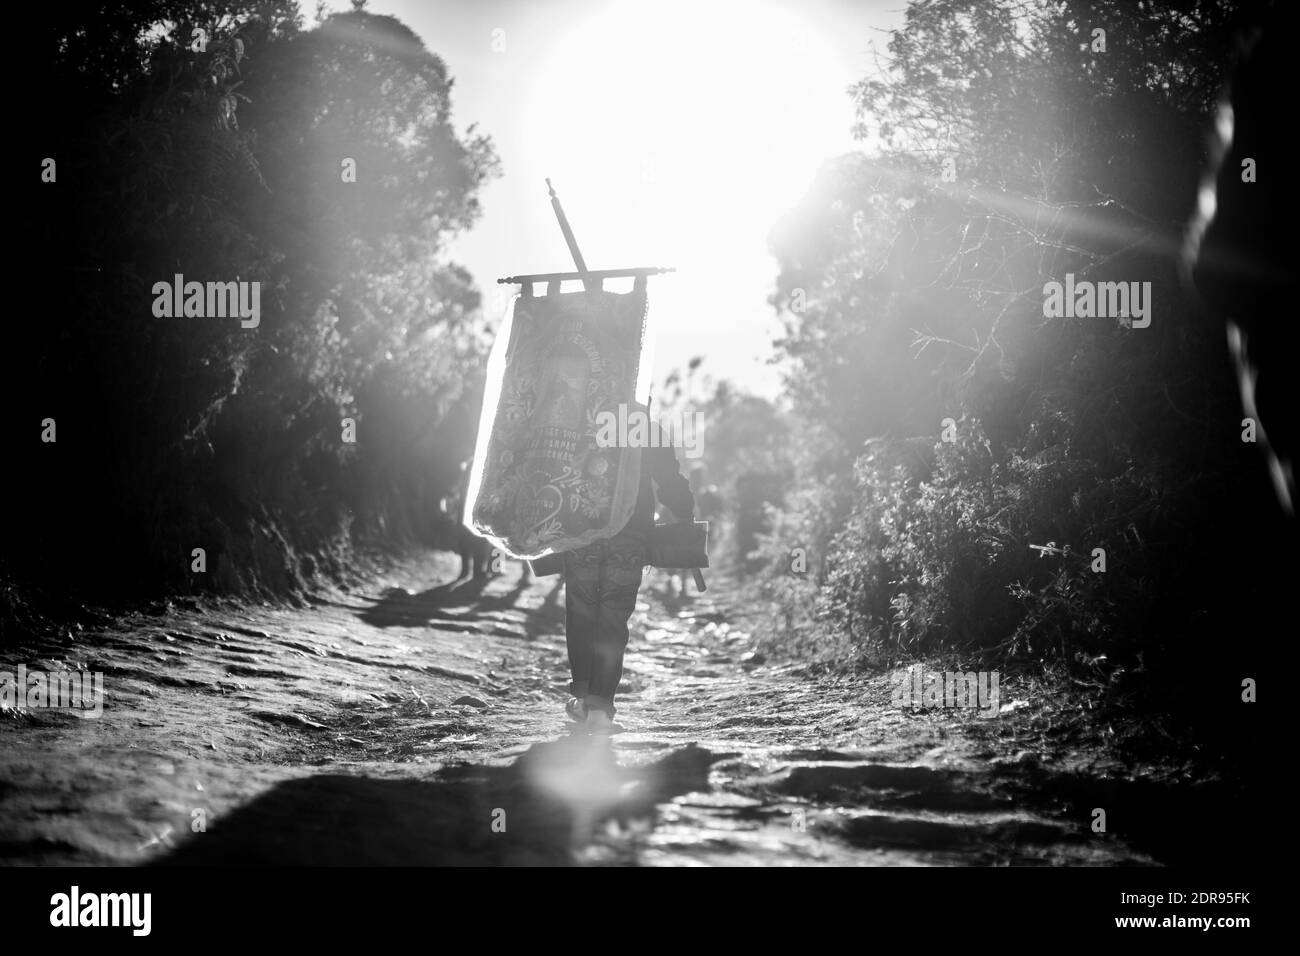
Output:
[1121, 892, 1252, 907]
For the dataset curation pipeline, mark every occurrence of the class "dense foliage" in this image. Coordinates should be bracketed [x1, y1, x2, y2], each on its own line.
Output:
[755, 0, 1291, 694]
[10, 2, 498, 605]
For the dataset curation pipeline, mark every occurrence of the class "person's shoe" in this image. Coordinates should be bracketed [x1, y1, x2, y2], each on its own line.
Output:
[565, 697, 588, 723]
[585, 709, 625, 735]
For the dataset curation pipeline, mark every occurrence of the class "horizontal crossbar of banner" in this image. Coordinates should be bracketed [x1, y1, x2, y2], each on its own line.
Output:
[495, 267, 676, 284]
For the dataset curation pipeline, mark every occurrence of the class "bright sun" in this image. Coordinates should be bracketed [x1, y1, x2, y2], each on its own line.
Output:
[519, 0, 856, 392]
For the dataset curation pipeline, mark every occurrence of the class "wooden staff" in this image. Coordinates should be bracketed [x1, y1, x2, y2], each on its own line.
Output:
[547, 179, 588, 272]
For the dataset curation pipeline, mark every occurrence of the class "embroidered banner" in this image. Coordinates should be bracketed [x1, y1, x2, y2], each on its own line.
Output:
[465, 282, 653, 559]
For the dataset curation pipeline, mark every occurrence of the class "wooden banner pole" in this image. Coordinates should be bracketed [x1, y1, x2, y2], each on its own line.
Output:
[496, 266, 676, 285]
[546, 178, 597, 291]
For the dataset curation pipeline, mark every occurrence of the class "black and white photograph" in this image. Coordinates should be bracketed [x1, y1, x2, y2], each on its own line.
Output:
[2, 0, 1286, 931]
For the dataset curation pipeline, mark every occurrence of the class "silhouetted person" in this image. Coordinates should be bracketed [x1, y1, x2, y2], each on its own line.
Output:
[442, 460, 496, 580]
[563, 443, 695, 732]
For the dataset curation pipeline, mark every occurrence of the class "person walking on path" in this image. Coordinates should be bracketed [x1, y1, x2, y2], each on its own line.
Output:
[563, 442, 696, 733]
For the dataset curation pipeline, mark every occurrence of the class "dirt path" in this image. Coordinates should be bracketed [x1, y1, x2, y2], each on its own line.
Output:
[1, 552, 1182, 866]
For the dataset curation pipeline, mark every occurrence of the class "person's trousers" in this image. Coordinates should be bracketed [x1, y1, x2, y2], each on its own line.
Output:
[562, 524, 648, 718]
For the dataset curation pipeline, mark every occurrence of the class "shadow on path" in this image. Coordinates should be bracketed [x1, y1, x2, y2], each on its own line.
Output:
[358, 571, 534, 630]
[156, 738, 721, 866]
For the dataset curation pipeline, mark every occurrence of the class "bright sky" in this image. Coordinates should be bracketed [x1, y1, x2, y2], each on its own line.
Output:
[345, 0, 903, 397]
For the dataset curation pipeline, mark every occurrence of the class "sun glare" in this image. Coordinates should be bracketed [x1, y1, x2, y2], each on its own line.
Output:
[520, 0, 855, 391]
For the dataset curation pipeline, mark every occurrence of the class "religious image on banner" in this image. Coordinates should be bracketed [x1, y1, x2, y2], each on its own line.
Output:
[465, 281, 653, 559]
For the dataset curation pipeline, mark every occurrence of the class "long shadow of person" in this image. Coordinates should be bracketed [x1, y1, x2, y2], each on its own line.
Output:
[358, 565, 532, 632]
[154, 737, 721, 866]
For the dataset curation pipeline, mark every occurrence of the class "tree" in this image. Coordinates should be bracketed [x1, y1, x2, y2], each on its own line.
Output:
[764, 0, 1286, 683]
[11, 2, 499, 602]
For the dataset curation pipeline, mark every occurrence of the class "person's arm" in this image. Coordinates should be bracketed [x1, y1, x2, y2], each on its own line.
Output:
[647, 444, 695, 522]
